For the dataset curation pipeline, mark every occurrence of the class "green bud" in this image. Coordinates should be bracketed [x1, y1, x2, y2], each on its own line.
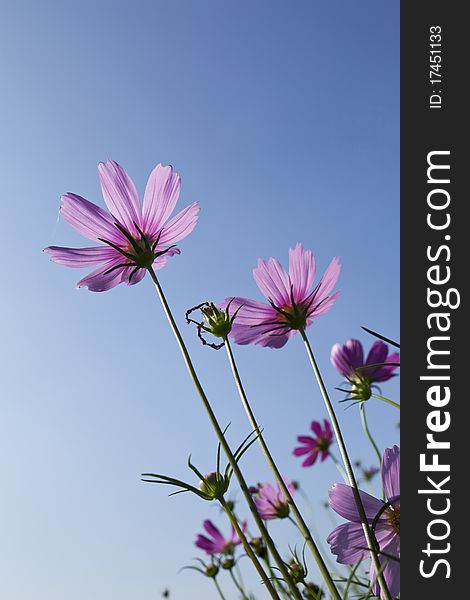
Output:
[249, 537, 267, 560]
[201, 304, 232, 338]
[303, 582, 323, 599]
[288, 560, 306, 584]
[205, 564, 219, 578]
[198, 472, 229, 500]
[221, 557, 235, 570]
[350, 375, 372, 401]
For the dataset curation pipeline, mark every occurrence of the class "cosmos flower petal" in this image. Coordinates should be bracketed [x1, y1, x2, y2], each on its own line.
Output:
[203, 520, 226, 546]
[44, 246, 117, 268]
[315, 256, 341, 301]
[142, 164, 181, 236]
[302, 450, 319, 467]
[311, 420, 324, 437]
[288, 243, 316, 302]
[119, 266, 146, 286]
[76, 258, 128, 292]
[370, 536, 401, 600]
[331, 343, 353, 377]
[293, 445, 312, 456]
[381, 445, 400, 501]
[253, 257, 291, 306]
[328, 483, 384, 522]
[98, 160, 142, 235]
[223, 297, 292, 348]
[158, 202, 200, 245]
[372, 351, 400, 382]
[195, 534, 218, 555]
[327, 522, 369, 564]
[60, 193, 125, 244]
[309, 291, 340, 319]
[343, 339, 365, 371]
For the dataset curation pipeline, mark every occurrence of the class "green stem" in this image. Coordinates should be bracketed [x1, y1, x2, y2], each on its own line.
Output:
[224, 337, 341, 600]
[220, 497, 269, 596]
[147, 268, 291, 600]
[229, 569, 250, 600]
[300, 329, 393, 600]
[360, 403, 382, 467]
[329, 451, 349, 484]
[371, 393, 400, 409]
[213, 577, 227, 600]
[263, 557, 290, 599]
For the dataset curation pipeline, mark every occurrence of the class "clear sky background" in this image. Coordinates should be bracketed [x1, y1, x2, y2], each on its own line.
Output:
[0, 1, 399, 598]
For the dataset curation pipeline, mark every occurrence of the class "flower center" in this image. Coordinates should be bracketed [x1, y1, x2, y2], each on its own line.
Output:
[350, 374, 372, 401]
[280, 303, 308, 330]
[387, 507, 400, 535]
[125, 235, 156, 268]
[316, 437, 331, 452]
[275, 500, 290, 519]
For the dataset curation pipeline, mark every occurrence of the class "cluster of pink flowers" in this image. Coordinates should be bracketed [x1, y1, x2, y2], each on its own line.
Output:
[46, 160, 400, 600]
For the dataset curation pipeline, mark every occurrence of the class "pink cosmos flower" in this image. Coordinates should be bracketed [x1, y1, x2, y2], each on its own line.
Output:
[253, 480, 295, 520]
[223, 244, 340, 348]
[327, 446, 400, 599]
[331, 339, 400, 384]
[293, 419, 333, 467]
[45, 160, 199, 292]
[195, 519, 244, 556]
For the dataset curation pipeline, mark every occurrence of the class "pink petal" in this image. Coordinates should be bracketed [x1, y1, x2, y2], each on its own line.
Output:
[203, 520, 225, 546]
[151, 247, 181, 271]
[44, 246, 117, 268]
[223, 297, 293, 348]
[158, 202, 200, 245]
[302, 450, 319, 467]
[288, 243, 316, 303]
[381, 446, 400, 501]
[293, 445, 312, 456]
[331, 343, 353, 377]
[98, 160, 142, 236]
[311, 421, 323, 437]
[119, 266, 146, 287]
[327, 522, 369, 564]
[328, 483, 384, 523]
[76, 259, 127, 292]
[142, 164, 181, 236]
[307, 292, 340, 325]
[60, 193, 125, 244]
[315, 256, 341, 302]
[253, 257, 291, 306]
[370, 535, 400, 599]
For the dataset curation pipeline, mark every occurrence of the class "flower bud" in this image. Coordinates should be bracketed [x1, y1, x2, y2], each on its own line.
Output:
[303, 582, 323, 599]
[350, 376, 372, 401]
[288, 560, 306, 584]
[201, 304, 232, 338]
[221, 557, 235, 570]
[205, 563, 219, 578]
[249, 537, 267, 560]
[198, 472, 229, 500]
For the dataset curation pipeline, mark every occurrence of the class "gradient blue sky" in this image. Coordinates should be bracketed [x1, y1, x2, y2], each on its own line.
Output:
[0, 1, 399, 598]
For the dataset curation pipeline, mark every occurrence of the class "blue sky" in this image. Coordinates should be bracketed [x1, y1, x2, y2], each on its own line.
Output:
[0, 1, 399, 598]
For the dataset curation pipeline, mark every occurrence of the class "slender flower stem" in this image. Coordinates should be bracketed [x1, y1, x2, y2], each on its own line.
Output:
[300, 329, 393, 600]
[371, 393, 400, 409]
[147, 268, 296, 600]
[213, 577, 227, 600]
[220, 497, 271, 595]
[360, 404, 382, 467]
[328, 451, 349, 484]
[224, 337, 341, 600]
[263, 556, 290, 599]
[229, 569, 250, 600]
